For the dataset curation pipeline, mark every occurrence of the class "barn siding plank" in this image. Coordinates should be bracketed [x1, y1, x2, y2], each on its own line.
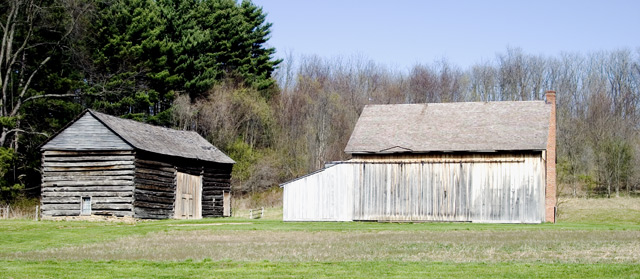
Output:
[283, 152, 545, 223]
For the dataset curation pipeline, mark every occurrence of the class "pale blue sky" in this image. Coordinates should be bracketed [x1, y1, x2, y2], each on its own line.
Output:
[252, 0, 640, 70]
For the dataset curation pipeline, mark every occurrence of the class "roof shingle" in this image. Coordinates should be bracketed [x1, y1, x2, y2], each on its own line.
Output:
[344, 101, 551, 154]
[90, 110, 235, 164]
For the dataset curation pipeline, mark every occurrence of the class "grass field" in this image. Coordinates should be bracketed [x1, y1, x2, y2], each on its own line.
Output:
[0, 197, 639, 278]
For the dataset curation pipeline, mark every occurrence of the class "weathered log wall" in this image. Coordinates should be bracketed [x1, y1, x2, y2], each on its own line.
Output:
[176, 161, 232, 218]
[133, 152, 232, 219]
[133, 154, 177, 219]
[41, 150, 136, 217]
[283, 152, 546, 223]
[202, 163, 233, 217]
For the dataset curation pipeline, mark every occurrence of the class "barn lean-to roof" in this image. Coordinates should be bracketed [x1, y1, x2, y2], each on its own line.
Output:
[42, 110, 235, 164]
[345, 101, 551, 154]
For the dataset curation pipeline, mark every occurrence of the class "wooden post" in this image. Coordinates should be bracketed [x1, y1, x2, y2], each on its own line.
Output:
[249, 209, 253, 219]
[35, 205, 39, 221]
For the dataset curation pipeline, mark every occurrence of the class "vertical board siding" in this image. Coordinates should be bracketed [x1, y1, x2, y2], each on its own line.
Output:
[41, 150, 136, 217]
[283, 152, 545, 223]
[174, 172, 202, 219]
[42, 114, 133, 150]
[283, 164, 355, 221]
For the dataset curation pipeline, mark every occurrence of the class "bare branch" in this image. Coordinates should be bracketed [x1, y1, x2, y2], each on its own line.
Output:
[4, 128, 48, 137]
[10, 56, 50, 116]
[21, 93, 76, 104]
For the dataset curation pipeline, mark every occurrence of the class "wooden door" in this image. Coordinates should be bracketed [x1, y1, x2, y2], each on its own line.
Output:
[174, 172, 202, 219]
[223, 191, 231, 217]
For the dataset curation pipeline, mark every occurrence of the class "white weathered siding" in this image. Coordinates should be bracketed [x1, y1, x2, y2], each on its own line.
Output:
[283, 164, 356, 221]
[42, 114, 133, 150]
[283, 152, 545, 223]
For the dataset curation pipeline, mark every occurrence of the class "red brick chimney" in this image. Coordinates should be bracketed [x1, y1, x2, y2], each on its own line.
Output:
[545, 91, 557, 223]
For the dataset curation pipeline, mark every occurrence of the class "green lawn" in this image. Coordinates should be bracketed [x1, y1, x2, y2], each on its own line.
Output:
[1, 197, 639, 278]
[2, 261, 639, 279]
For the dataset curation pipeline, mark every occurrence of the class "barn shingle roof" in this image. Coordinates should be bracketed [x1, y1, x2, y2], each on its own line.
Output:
[90, 110, 235, 164]
[344, 101, 551, 154]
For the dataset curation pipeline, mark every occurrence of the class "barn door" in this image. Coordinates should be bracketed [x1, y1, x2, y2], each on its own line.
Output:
[223, 191, 231, 217]
[174, 172, 202, 219]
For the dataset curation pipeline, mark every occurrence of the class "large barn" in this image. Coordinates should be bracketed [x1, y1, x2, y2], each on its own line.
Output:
[40, 110, 235, 219]
[282, 91, 557, 223]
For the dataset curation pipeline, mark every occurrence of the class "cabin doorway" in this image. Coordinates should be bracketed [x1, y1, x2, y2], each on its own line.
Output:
[174, 172, 202, 219]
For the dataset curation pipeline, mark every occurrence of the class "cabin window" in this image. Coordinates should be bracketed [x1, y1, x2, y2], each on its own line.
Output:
[81, 197, 91, 215]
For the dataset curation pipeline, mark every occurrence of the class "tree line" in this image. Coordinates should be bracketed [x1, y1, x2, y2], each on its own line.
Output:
[272, 48, 640, 198]
[0, 0, 278, 200]
[1, 0, 639, 202]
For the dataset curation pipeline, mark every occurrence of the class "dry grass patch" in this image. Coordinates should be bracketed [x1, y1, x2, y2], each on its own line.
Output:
[11, 229, 640, 263]
[558, 197, 640, 224]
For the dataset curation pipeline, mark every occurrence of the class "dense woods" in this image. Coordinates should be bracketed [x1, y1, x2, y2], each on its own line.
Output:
[1, 0, 639, 203]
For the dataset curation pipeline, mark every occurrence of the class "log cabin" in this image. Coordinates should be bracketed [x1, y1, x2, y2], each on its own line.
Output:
[282, 91, 557, 223]
[40, 110, 235, 219]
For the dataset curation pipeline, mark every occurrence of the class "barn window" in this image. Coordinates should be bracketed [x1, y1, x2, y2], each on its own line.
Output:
[81, 197, 91, 215]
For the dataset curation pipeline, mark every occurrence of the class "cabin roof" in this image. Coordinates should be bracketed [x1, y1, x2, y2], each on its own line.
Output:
[43, 110, 235, 164]
[89, 110, 235, 164]
[344, 101, 551, 154]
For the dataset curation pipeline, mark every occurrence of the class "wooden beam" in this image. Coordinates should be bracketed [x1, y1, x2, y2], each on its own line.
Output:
[43, 175, 135, 182]
[92, 204, 133, 210]
[135, 183, 174, 192]
[135, 159, 173, 168]
[43, 161, 134, 167]
[134, 178, 173, 187]
[42, 197, 133, 204]
[41, 191, 133, 198]
[134, 193, 173, 204]
[44, 155, 135, 162]
[42, 186, 135, 192]
[42, 170, 135, 176]
[43, 165, 135, 172]
[41, 204, 80, 210]
[42, 210, 79, 216]
[42, 180, 134, 187]
[135, 173, 174, 183]
[135, 188, 175, 198]
[134, 201, 173, 210]
[44, 150, 134, 156]
[135, 168, 175, 178]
